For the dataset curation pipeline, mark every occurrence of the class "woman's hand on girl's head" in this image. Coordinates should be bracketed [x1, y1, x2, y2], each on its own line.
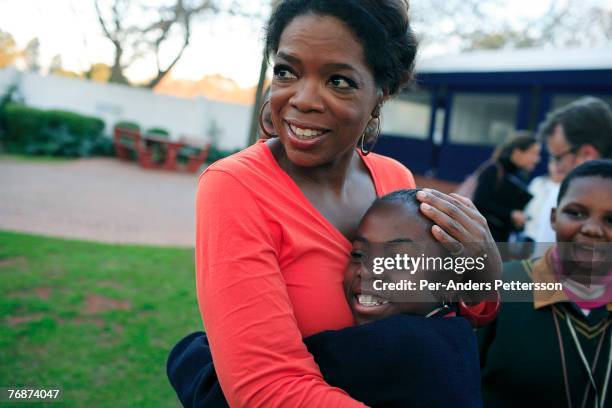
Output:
[416, 189, 503, 292]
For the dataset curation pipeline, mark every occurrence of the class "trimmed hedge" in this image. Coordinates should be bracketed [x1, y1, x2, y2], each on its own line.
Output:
[3, 103, 112, 157]
[146, 127, 170, 137]
[114, 121, 140, 131]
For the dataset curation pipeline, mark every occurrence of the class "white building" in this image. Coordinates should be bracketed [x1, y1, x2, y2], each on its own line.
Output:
[0, 67, 252, 150]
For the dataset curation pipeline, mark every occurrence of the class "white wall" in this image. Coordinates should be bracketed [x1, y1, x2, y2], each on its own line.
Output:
[0, 67, 252, 150]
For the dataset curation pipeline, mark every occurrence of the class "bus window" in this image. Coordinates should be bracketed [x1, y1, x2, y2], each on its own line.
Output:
[381, 91, 431, 140]
[449, 93, 518, 145]
[552, 94, 612, 111]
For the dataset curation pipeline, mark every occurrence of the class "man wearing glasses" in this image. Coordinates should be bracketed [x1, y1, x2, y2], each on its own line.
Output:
[543, 97, 612, 179]
[523, 96, 612, 248]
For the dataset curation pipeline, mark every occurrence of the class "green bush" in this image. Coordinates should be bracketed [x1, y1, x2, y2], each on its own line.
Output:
[4, 103, 109, 157]
[114, 121, 140, 131]
[145, 127, 170, 137]
[206, 145, 240, 164]
[0, 85, 21, 148]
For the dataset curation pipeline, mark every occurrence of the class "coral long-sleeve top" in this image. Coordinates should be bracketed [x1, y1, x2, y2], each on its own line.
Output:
[195, 140, 415, 407]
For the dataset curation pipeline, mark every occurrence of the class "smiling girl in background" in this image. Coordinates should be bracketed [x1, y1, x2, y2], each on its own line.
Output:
[479, 159, 612, 408]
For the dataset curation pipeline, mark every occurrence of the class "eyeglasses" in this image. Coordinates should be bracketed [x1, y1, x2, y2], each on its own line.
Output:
[549, 146, 579, 163]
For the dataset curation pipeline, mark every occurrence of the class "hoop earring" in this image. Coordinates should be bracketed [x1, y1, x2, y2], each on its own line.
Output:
[258, 100, 276, 139]
[359, 116, 381, 156]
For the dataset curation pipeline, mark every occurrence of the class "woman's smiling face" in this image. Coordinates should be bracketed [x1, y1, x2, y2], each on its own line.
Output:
[270, 13, 380, 167]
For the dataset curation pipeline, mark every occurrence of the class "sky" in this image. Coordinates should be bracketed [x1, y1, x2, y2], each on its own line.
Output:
[0, 0, 269, 87]
[0, 0, 610, 87]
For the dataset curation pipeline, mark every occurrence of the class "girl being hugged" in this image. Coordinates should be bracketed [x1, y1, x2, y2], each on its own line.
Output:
[195, 1, 501, 406]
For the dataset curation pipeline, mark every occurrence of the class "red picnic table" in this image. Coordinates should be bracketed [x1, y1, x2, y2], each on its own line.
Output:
[113, 127, 210, 173]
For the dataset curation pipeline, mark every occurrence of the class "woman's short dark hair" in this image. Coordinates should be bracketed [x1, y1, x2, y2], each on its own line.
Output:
[265, 0, 418, 96]
[537, 97, 612, 158]
[557, 159, 612, 205]
[492, 132, 538, 162]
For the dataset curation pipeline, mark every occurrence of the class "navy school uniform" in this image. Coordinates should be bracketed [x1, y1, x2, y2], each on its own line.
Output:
[167, 314, 483, 407]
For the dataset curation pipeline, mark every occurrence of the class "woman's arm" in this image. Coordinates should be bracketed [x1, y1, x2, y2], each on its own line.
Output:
[196, 169, 366, 408]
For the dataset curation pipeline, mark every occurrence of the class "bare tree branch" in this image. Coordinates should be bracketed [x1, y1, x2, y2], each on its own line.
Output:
[412, 0, 612, 53]
[94, 0, 115, 43]
[94, 0, 252, 87]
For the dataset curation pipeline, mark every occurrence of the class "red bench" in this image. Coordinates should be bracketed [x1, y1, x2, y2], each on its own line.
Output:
[177, 137, 211, 173]
[114, 127, 210, 173]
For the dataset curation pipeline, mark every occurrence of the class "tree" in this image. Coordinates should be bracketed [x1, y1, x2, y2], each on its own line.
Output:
[411, 0, 612, 52]
[247, 0, 279, 146]
[207, 118, 223, 145]
[94, 0, 235, 88]
[22, 38, 41, 73]
[49, 55, 81, 79]
[86, 63, 112, 82]
[49, 55, 63, 74]
[0, 30, 18, 68]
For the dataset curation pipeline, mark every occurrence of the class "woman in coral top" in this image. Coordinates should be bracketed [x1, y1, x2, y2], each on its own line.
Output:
[193, 1, 502, 406]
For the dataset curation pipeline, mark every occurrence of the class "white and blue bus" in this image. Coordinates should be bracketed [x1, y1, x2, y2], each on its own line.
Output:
[376, 46, 612, 182]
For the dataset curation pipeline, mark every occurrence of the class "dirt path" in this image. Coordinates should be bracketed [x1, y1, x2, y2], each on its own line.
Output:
[0, 156, 199, 247]
[0, 156, 458, 247]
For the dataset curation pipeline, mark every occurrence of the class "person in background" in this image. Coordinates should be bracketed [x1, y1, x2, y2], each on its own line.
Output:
[472, 133, 541, 242]
[523, 159, 564, 257]
[478, 159, 612, 408]
[522, 96, 612, 252]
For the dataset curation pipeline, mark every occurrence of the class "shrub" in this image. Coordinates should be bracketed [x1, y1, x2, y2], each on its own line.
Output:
[206, 145, 240, 164]
[4, 103, 108, 157]
[0, 84, 22, 147]
[145, 127, 170, 137]
[90, 135, 115, 156]
[114, 121, 140, 131]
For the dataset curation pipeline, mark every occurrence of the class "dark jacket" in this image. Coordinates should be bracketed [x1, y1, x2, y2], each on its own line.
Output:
[167, 315, 482, 408]
[478, 259, 612, 408]
[473, 159, 532, 242]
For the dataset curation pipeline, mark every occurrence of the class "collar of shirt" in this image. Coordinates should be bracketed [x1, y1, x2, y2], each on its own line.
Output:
[527, 249, 612, 312]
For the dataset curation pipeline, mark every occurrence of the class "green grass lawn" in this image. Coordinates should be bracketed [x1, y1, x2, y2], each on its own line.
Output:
[0, 231, 202, 407]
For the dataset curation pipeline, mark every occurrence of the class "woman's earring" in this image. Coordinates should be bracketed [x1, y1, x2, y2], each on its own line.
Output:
[258, 100, 277, 139]
[359, 115, 381, 156]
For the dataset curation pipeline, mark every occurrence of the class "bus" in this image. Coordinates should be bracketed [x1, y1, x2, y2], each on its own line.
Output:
[376, 46, 612, 182]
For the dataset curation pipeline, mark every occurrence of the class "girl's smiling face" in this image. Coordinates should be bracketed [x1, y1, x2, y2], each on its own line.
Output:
[551, 176, 612, 277]
[269, 14, 380, 168]
[344, 201, 448, 325]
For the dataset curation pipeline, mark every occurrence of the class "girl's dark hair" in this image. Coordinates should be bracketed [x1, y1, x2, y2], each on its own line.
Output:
[377, 188, 421, 207]
[492, 132, 538, 162]
[265, 0, 418, 96]
[557, 159, 612, 205]
[372, 188, 425, 215]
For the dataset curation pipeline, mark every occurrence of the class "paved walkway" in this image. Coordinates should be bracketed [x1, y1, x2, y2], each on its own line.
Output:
[0, 157, 199, 247]
[0, 156, 458, 247]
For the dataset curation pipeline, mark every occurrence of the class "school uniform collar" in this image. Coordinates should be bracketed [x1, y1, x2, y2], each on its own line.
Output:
[526, 248, 612, 312]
